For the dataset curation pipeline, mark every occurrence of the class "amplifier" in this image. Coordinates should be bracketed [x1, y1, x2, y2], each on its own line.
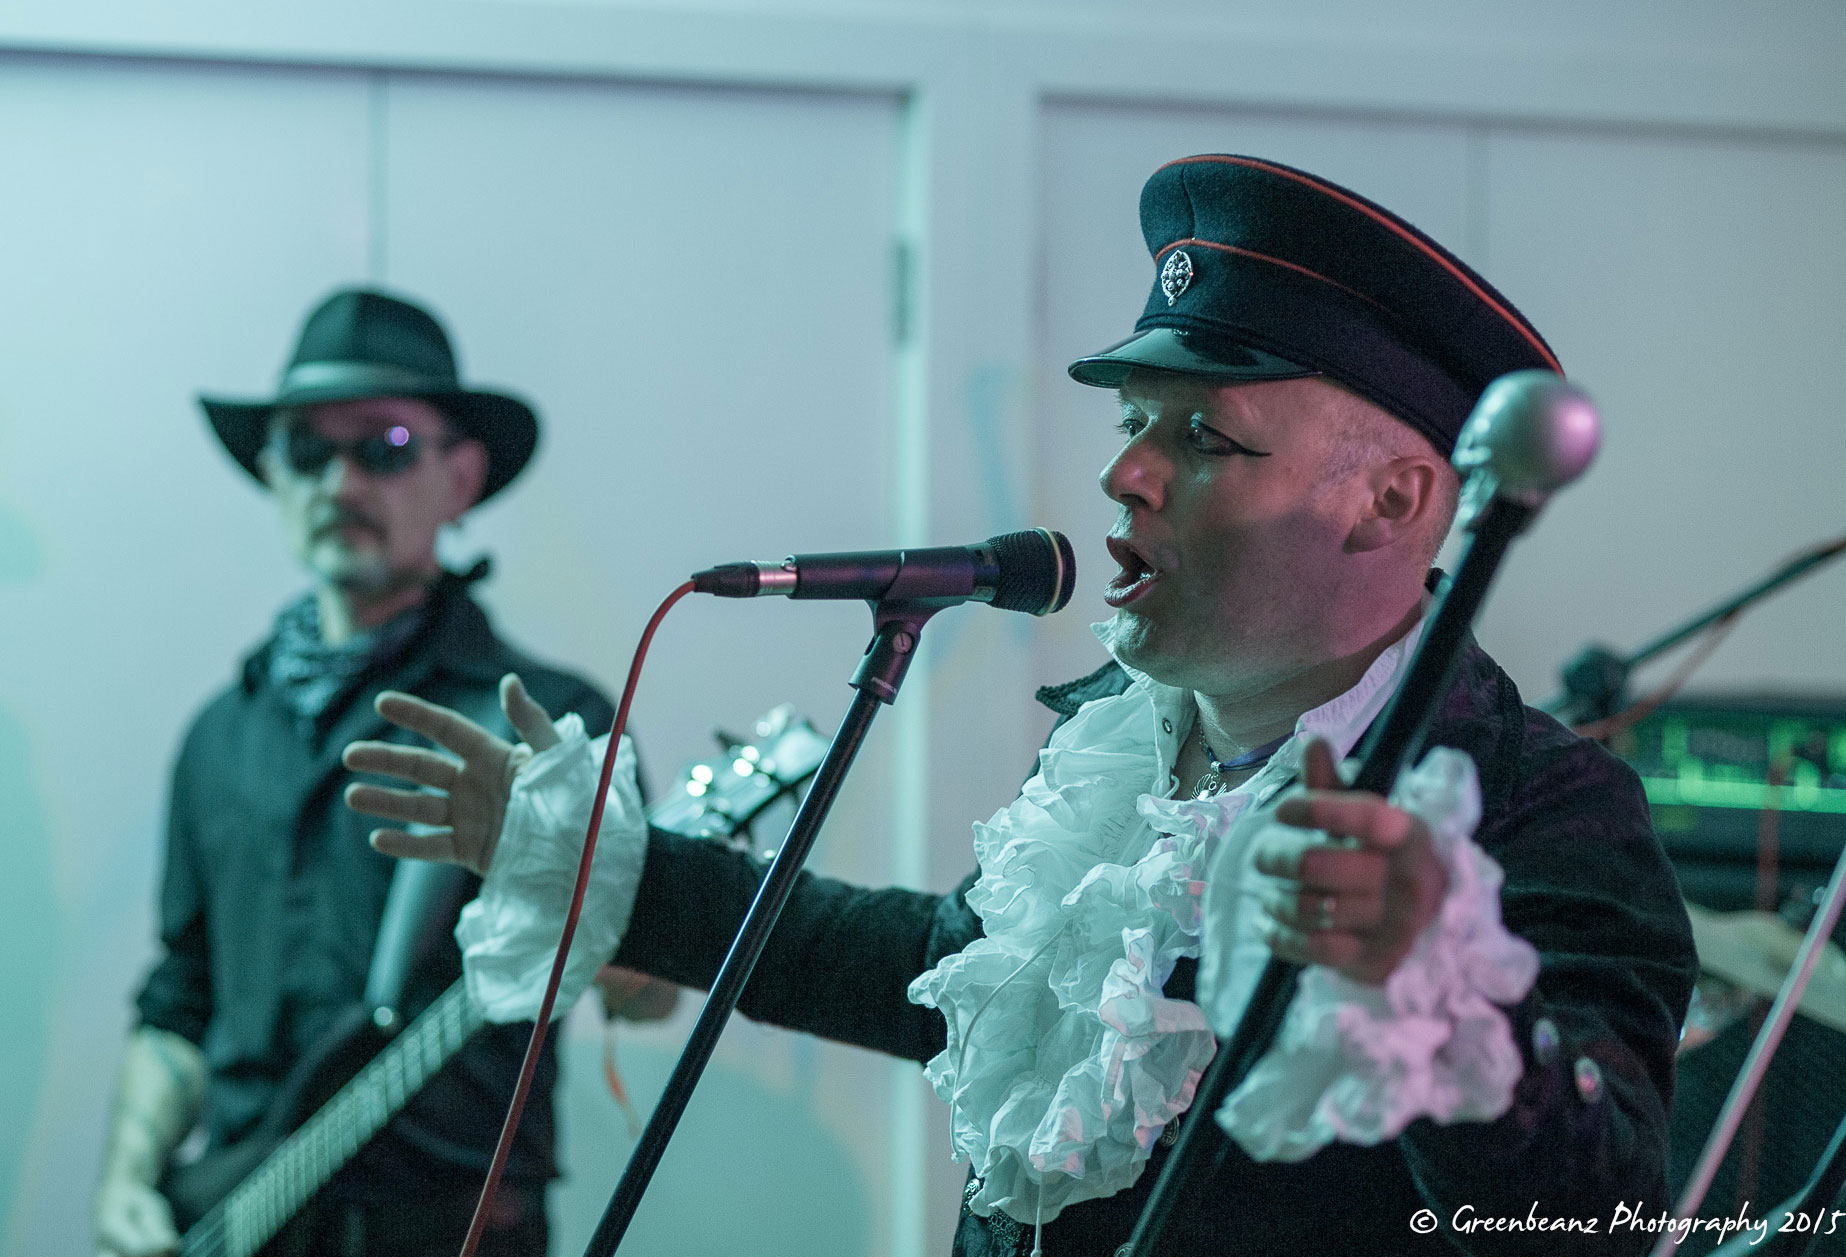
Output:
[1608, 691, 1846, 911]
[1614, 694, 1846, 1244]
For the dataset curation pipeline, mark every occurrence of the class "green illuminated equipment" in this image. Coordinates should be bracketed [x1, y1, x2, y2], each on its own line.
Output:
[1616, 695, 1846, 910]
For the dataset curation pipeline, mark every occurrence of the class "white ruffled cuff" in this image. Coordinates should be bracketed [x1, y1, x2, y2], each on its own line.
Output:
[1199, 746, 1540, 1162]
[454, 713, 648, 1023]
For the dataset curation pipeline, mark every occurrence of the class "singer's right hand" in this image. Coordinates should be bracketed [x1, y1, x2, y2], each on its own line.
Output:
[342, 673, 561, 876]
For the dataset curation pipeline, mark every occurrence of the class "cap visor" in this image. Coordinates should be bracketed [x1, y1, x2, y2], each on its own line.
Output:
[1067, 327, 1317, 388]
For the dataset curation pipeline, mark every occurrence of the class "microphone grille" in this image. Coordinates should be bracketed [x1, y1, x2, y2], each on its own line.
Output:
[988, 529, 1077, 616]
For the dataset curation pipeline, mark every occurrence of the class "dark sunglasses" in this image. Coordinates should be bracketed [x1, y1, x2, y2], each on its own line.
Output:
[277, 425, 438, 477]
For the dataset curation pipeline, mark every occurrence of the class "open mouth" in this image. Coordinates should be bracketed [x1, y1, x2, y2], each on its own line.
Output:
[1103, 536, 1160, 608]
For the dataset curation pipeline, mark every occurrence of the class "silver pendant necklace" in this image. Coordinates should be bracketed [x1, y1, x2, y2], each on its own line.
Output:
[1192, 732, 1291, 798]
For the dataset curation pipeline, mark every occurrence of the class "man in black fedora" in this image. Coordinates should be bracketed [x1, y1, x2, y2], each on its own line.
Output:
[346, 158, 1694, 1255]
[93, 289, 626, 1257]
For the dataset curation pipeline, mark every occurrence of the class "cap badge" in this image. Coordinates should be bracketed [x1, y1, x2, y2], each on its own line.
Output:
[1160, 250, 1194, 305]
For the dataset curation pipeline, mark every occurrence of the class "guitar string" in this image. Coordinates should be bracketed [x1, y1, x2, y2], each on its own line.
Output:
[186, 983, 475, 1255]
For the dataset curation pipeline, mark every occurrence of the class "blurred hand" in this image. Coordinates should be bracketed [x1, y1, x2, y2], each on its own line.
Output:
[343, 673, 561, 876]
[1251, 737, 1448, 985]
[593, 965, 682, 1023]
[93, 1176, 177, 1257]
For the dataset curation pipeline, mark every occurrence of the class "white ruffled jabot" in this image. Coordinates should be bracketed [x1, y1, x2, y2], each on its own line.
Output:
[907, 683, 1224, 1224]
[907, 620, 1539, 1226]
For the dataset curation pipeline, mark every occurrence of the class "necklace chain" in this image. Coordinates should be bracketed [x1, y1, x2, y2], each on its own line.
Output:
[1191, 731, 1291, 798]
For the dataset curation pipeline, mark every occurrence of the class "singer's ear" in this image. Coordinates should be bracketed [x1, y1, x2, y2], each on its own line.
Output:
[1344, 455, 1445, 556]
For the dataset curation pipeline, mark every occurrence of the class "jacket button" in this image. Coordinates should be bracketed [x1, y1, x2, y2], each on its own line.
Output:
[1531, 1017, 1560, 1066]
[1158, 1122, 1181, 1148]
[1574, 1055, 1604, 1102]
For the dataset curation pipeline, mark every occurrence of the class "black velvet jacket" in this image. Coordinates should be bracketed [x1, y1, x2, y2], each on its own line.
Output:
[613, 642, 1696, 1255]
[137, 575, 614, 1191]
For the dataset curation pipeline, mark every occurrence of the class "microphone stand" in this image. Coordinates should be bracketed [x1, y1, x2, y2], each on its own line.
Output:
[1545, 534, 1846, 726]
[580, 599, 941, 1257]
[1122, 370, 1601, 1256]
[1707, 1107, 1846, 1256]
[1655, 833, 1846, 1256]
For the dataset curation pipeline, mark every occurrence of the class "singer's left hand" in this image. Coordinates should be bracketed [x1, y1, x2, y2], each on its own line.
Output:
[1251, 737, 1448, 985]
[342, 673, 560, 876]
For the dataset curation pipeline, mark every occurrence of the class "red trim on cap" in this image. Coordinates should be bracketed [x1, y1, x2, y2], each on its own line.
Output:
[1158, 155, 1564, 375]
[1156, 238, 1389, 316]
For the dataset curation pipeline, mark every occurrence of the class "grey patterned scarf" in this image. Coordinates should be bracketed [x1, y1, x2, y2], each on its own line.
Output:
[267, 592, 429, 732]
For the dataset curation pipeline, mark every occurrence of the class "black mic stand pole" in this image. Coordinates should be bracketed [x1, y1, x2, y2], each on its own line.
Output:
[1655, 829, 1846, 1257]
[1545, 534, 1846, 726]
[581, 599, 942, 1257]
[1123, 370, 1602, 1257]
[1767, 1104, 1846, 1256]
[1708, 1104, 1846, 1257]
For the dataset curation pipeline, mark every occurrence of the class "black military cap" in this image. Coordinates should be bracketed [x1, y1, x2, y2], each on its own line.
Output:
[201, 288, 539, 503]
[1069, 154, 1562, 454]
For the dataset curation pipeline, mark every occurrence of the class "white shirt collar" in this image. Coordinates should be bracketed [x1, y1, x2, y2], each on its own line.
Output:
[1090, 602, 1430, 800]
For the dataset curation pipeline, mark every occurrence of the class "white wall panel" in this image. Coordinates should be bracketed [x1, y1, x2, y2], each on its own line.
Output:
[1474, 130, 1846, 701]
[375, 72, 904, 1256]
[5, 2, 1844, 139]
[380, 75, 900, 799]
[0, 53, 372, 1256]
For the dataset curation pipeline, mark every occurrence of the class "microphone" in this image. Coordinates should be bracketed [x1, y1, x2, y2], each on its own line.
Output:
[691, 528, 1077, 616]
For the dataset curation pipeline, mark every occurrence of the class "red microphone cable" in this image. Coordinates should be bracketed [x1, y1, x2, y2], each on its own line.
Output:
[457, 580, 695, 1257]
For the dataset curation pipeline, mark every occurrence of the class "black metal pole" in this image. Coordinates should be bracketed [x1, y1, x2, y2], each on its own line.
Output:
[1123, 498, 1535, 1256]
[1706, 1108, 1846, 1256]
[581, 603, 938, 1257]
[1546, 534, 1846, 722]
[1628, 538, 1846, 669]
[1770, 1105, 1846, 1256]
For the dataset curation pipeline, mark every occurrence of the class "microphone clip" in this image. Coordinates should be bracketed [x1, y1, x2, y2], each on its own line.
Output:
[852, 600, 943, 705]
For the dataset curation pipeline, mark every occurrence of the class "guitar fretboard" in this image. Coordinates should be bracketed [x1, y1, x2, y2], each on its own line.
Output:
[179, 980, 481, 1257]
[174, 706, 828, 1257]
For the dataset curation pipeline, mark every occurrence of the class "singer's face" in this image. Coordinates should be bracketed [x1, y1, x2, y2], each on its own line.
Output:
[258, 398, 484, 598]
[1098, 372, 1372, 695]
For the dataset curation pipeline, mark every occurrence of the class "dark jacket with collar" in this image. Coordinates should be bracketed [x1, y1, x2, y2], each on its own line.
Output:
[136, 573, 614, 1191]
[614, 640, 1695, 1255]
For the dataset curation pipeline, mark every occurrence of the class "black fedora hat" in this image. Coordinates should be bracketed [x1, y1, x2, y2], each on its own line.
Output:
[200, 288, 539, 503]
[1069, 155, 1563, 454]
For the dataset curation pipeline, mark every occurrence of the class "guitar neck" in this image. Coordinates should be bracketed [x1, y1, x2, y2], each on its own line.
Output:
[176, 707, 828, 1257]
[181, 978, 482, 1257]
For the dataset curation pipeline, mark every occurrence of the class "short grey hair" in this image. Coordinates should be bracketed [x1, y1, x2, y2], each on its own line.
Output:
[1318, 386, 1460, 567]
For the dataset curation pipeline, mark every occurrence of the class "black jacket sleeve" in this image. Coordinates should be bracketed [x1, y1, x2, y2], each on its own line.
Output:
[613, 832, 983, 1063]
